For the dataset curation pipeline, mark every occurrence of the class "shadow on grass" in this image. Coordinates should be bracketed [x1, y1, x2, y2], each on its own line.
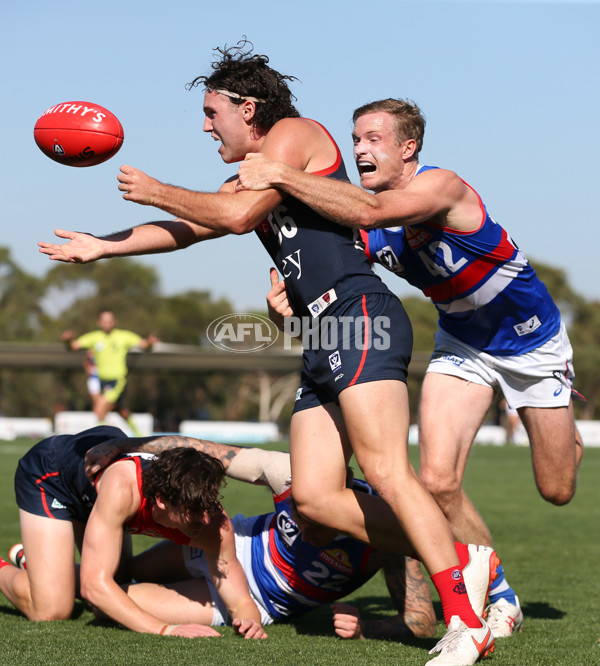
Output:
[521, 601, 565, 620]
[291, 595, 438, 649]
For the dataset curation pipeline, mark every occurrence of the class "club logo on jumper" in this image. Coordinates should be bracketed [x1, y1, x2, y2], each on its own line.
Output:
[308, 288, 338, 318]
[51, 498, 67, 510]
[431, 351, 465, 367]
[329, 351, 342, 373]
[514, 315, 541, 337]
[206, 313, 279, 353]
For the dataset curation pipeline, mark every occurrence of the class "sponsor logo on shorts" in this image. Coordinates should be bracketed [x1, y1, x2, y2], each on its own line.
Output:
[308, 288, 338, 317]
[51, 498, 67, 510]
[295, 388, 303, 401]
[206, 313, 279, 353]
[329, 351, 342, 373]
[514, 314, 541, 337]
[431, 351, 465, 366]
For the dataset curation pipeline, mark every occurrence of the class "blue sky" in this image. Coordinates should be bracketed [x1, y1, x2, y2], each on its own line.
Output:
[4, 0, 598, 311]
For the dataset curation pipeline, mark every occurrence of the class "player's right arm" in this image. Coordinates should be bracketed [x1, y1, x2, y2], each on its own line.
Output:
[38, 218, 225, 264]
[237, 152, 475, 231]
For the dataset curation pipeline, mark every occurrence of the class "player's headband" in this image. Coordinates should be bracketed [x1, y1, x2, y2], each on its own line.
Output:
[211, 88, 266, 103]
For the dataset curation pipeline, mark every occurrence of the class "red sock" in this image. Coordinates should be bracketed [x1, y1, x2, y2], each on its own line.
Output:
[454, 541, 470, 569]
[430, 564, 480, 629]
[0, 557, 11, 571]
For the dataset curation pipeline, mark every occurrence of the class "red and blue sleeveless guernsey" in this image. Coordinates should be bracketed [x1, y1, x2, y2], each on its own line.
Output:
[362, 165, 561, 355]
[244, 478, 378, 620]
[254, 120, 392, 320]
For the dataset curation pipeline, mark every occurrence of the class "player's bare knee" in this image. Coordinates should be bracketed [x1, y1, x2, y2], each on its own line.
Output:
[28, 603, 73, 622]
[292, 493, 327, 526]
[419, 468, 461, 503]
[538, 478, 576, 506]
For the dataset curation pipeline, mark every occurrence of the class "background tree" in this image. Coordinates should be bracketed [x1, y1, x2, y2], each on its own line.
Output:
[0, 248, 596, 426]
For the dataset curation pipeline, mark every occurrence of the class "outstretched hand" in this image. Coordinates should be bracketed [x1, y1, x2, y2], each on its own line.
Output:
[118, 165, 160, 205]
[331, 603, 365, 639]
[38, 229, 104, 263]
[236, 153, 280, 191]
[232, 618, 268, 640]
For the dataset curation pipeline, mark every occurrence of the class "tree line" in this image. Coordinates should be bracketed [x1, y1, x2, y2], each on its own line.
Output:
[0, 246, 597, 429]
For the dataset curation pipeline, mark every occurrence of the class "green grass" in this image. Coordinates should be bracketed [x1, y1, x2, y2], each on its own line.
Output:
[0, 439, 599, 665]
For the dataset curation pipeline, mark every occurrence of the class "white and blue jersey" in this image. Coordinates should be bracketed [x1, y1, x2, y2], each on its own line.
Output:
[233, 479, 378, 621]
[363, 165, 561, 356]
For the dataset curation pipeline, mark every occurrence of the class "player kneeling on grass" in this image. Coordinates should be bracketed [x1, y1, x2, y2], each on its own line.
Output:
[83, 436, 492, 642]
[0, 425, 266, 639]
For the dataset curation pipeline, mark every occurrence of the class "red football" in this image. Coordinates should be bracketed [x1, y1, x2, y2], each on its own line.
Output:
[34, 101, 124, 167]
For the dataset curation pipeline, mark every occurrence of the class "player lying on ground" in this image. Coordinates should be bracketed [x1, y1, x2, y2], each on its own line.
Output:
[0, 426, 266, 639]
[84, 435, 495, 639]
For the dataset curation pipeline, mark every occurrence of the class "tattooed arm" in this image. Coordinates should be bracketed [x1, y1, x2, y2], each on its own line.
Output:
[84, 435, 291, 494]
[331, 555, 436, 640]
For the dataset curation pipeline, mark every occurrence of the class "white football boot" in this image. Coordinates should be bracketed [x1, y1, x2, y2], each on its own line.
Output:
[462, 544, 500, 616]
[426, 615, 494, 665]
[485, 596, 524, 637]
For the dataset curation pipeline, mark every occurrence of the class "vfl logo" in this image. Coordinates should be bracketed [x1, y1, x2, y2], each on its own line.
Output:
[277, 511, 300, 547]
[206, 313, 279, 353]
[329, 351, 342, 372]
[377, 246, 405, 274]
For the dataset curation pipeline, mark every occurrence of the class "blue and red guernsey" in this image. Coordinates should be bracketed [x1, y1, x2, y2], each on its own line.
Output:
[363, 165, 561, 355]
[247, 479, 377, 620]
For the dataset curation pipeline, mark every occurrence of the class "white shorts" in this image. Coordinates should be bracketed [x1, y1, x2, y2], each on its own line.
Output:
[87, 375, 101, 395]
[426, 321, 577, 410]
[182, 513, 275, 627]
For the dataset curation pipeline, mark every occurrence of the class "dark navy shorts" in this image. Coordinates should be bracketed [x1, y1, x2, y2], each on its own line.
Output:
[14, 436, 92, 522]
[293, 292, 413, 413]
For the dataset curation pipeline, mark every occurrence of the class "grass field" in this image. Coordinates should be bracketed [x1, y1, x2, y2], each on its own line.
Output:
[0, 438, 598, 665]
